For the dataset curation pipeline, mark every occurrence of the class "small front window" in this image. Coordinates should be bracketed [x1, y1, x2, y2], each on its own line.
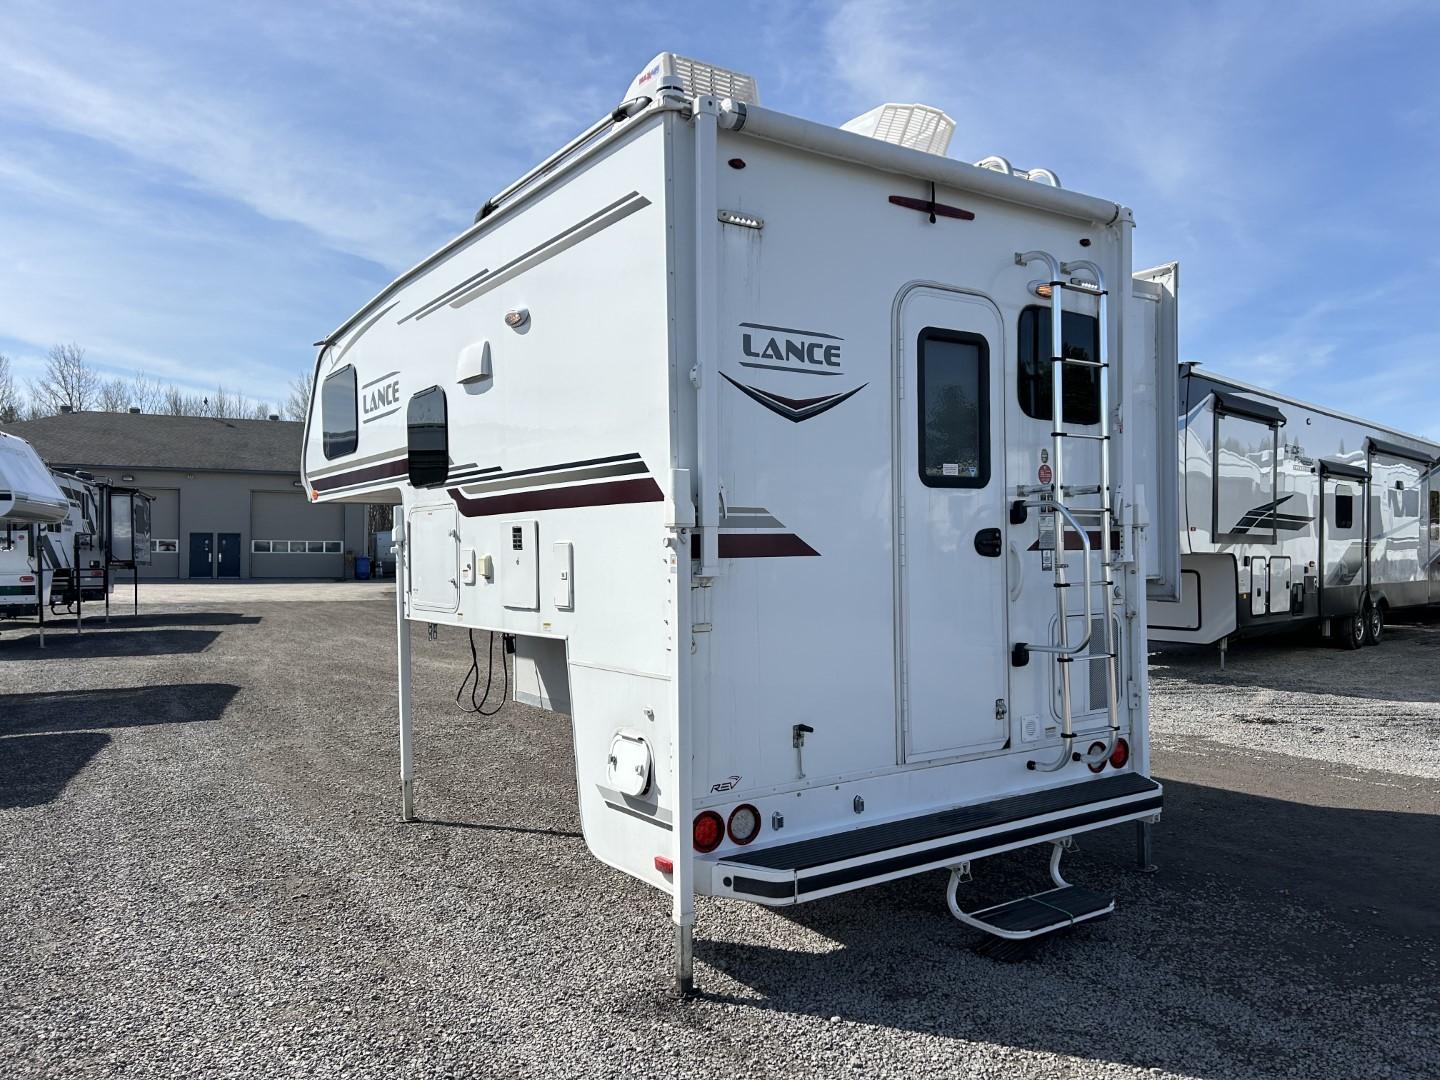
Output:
[1335, 494, 1354, 530]
[917, 328, 989, 488]
[322, 366, 358, 460]
[407, 386, 449, 488]
[1017, 306, 1101, 425]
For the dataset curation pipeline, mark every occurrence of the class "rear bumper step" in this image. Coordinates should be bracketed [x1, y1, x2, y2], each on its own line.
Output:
[711, 772, 1161, 905]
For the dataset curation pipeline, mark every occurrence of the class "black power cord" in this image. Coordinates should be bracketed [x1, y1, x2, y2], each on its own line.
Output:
[456, 628, 510, 716]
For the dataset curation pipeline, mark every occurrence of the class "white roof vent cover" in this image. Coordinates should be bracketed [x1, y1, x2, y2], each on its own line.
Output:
[841, 103, 955, 156]
[624, 52, 760, 104]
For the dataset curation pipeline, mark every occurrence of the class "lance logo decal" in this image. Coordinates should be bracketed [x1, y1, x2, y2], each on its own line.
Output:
[721, 374, 867, 423]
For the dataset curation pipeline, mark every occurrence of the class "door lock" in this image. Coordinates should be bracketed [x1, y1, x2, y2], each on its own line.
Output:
[973, 528, 1003, 558]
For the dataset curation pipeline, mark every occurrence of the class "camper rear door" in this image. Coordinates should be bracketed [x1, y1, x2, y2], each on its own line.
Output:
[898, 287, 1009, 760]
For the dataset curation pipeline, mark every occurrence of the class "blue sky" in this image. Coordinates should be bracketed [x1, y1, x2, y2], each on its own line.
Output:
[2, 1, 1438, 434]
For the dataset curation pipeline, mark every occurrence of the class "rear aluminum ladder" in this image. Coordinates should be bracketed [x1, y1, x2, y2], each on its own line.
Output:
[1015, 250, 1121, 773]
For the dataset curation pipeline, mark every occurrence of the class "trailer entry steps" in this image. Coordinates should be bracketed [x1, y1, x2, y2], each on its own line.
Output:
[953, 885, 1114, 938]
[712, 772, 1161, 905]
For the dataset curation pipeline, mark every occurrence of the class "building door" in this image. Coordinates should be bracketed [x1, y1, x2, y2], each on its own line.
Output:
[188, 533, 214, 578]
[217, 533, 241, 578]
[897, 287, 1009, 761]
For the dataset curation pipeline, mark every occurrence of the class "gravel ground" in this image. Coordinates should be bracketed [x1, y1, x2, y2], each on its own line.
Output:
[2, 598, 1436, 1079]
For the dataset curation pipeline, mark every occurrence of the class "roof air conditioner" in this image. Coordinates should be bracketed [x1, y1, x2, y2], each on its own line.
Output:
[623, 53, 760, 105]
[841, 103, 955, 156]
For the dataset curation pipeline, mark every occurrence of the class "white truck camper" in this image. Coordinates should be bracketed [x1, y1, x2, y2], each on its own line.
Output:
[302, 54, 1181, 994]
[1, 432, 70, 618]
[1148, 366, 1440, 657]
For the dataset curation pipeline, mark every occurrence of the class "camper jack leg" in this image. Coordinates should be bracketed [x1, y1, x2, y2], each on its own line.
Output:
[395, 512, 415, 823]
[1135, 819, 1157, 872]
[675, 920, 694, 998]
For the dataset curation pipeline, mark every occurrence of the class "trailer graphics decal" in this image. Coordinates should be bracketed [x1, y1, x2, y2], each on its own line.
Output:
[721, 374, 866, 424]
[1227, 493, 1311, 535]
[447, 453, 663, 517]
[688, 505, 821, 558]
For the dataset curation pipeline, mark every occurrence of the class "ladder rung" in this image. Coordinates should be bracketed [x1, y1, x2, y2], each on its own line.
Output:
[1050, 431, 1108, 441]
[1064, 652, 1116, 663]
[1048, 356, 1106, 368]
[1049, 281, 1109, 297]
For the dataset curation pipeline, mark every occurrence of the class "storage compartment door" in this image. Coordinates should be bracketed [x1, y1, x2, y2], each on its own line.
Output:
[1131, 263, 1181, 601]
[408, 504, 460, 613]
[1268, 556, 1292, 614]
[1250, 557, 1268, 615]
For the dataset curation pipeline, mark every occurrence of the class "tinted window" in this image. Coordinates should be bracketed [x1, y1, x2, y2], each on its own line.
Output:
[1335, 494, 1354, 530]
[322, 367, 358, 459]
[407, 386, 448, 488]
[918, 328, 988, 488]
[1017, 306, 1101, 425]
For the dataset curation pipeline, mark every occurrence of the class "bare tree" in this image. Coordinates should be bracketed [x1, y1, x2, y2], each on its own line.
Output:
[284, 373, 312, 421]
[0, 353, 21, 423]
[248, 400, 274, 420]
[161, 383, 197, 416]
[97, 376, 131, 412]
[128, 371, 166, 414]
[29, 342, 99, 413]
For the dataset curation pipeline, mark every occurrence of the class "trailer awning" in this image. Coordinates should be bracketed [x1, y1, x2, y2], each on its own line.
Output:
[1212, 391, 1286, 427]
[1319, 458, 1367, 481]
[1367, 437, 1435, 467]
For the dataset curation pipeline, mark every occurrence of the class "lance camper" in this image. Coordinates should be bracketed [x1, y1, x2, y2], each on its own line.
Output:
[1148, 366, 1440, 655]
[1, 432, 70, 617]
[302, 54, 1181, 993]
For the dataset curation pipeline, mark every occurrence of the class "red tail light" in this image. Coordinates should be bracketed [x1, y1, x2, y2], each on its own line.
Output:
[727, 804, 761, 846]
[1086, 741, 1107, 773]
[1110, 738, 1130, 769]
[693, 811, 724, 854]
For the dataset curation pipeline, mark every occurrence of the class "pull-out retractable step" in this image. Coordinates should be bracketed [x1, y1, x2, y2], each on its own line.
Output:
[957, 885, 1114, 938]
[710, 772, 1161, 906]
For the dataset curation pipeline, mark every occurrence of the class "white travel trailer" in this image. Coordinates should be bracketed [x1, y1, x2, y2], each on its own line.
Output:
[1, 432, 70, 617]
[302, 54, 1181, 993]
[1148, 366, 1440, 654]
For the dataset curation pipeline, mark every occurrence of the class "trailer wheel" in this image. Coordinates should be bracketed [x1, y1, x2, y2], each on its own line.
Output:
[1365, 602, 1385, 646]
[1338, 607, 1367, 650]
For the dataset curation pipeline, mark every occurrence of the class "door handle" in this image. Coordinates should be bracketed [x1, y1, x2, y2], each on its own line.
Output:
[974, 527, 1003, 558]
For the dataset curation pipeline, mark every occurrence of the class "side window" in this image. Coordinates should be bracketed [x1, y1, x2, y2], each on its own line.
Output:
[917, 328, 989, 488]
[1431, 489, 1439, 526]
[1017, 306, 1101, 425]
[1335, 493, 1354, 530]
[407, 386, 448, 488]
[322, 367, 358, 460]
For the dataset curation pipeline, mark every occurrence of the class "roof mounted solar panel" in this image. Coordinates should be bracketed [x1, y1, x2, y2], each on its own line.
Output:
[624, 53, 759, 105]
[841, 103, 955, 156]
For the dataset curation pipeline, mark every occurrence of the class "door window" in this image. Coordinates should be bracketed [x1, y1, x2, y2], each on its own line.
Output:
[1334, 493, 1354, 530]
[917, 328, 989, 488]
[407, 387, 448, 488]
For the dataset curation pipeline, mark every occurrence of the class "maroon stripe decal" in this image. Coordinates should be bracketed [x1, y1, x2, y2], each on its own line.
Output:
[449, 477, 663, 517]
[312, 456, 409, 492]
[690, 533, 821, 558]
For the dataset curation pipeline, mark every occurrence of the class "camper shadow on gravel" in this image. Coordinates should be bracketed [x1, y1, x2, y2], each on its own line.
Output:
[0, 683, 239, 808]
[689, 780, 1437, 1076]
[1150, 622, 1440, 704]
[0, 625, 224, 658]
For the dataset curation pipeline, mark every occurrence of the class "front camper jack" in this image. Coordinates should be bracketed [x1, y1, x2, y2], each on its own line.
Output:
[306, 52, 1175, 993]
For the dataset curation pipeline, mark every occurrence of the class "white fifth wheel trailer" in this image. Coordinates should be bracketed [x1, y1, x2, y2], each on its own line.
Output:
[1148, 366, 1440, 655]
[302, 54, 1181, 993]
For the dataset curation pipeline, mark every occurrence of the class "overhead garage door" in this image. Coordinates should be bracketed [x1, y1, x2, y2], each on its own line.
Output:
[142, 489, 180, 579]
[250, 492, 345, 579]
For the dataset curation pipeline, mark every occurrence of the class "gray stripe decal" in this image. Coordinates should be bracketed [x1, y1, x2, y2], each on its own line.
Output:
[307, 449, 407, 480]
[402, 191, 651, 322]
[457, 459, 647, 495]
[361, 369, 401, 390]
[739, 360, 842, 377]
[333, 302, 397, 366]
[721, 513, 785, 530]
[362, 406, 402, 425]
